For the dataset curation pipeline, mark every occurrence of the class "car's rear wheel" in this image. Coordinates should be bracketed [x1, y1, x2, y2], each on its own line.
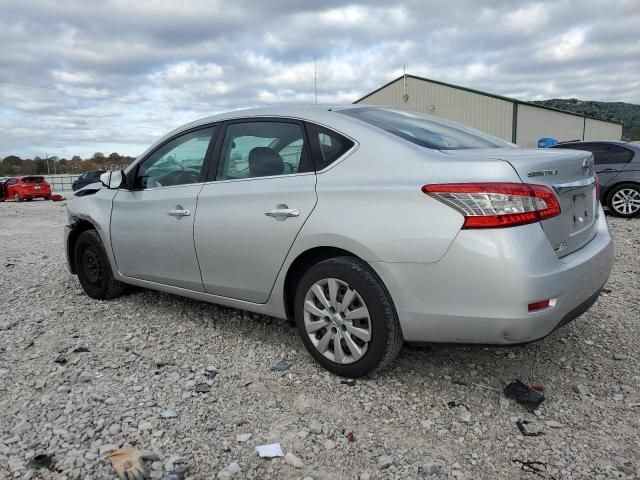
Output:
[607, 183, 640, 218]
[294, 256, 403, 377]
[74, 230, 125, 300]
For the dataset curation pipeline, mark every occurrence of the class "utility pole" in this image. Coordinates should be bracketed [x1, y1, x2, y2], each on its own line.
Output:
[46, 152, 50, 174]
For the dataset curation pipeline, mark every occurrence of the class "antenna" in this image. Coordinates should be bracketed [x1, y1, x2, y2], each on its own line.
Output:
[314, 56, 318, 104]
[403, 64, 409, 102]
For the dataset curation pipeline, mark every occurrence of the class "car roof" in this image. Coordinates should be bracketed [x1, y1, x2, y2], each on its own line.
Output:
[134, 104, 370, 162]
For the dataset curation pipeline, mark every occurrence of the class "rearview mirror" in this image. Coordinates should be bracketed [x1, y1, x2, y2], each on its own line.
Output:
[100, 170, 125, 189]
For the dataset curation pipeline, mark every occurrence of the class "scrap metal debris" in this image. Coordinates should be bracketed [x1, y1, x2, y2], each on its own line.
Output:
[194, 383, 210, 393]
[516, 419, 545, 437]
[105, 446, 149, 480]
[53, 355, 67, 365]
[29, 453, 53, 469]
[271, 359, 291, 372]
[205, 369, 218, 380]
[600, 287, 612, 296]
[504, 379, 545, 412]
[72, 346, 90, 353]
[341, 379, 356, 386]
[513, 459, 553, 478]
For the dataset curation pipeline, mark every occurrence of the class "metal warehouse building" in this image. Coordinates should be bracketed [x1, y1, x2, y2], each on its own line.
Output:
[354, 74, 623, 147]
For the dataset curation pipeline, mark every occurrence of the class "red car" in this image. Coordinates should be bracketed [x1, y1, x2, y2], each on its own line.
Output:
[4, 176, 52, 201]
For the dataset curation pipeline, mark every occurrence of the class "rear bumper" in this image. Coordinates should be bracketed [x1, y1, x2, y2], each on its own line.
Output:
[370, 205, 614, 344]
[20, 191, 51, 198]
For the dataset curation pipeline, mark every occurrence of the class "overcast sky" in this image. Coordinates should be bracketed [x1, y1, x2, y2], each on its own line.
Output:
[1, 0, 639, 158]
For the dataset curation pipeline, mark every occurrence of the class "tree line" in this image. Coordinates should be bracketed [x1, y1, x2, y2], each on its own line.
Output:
[0, 152, 136, 177]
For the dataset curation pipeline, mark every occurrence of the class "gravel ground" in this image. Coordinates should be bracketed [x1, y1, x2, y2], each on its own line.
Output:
[1, 200, 639, 480]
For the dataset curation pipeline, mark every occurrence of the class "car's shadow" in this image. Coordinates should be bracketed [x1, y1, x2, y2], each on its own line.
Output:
[117, 285, 586, 387]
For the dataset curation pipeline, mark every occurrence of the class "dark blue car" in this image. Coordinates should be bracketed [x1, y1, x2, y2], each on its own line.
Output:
[72, 170, 106, 191]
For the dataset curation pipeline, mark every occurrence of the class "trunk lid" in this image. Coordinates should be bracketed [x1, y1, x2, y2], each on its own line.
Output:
[445, 148, 598, 257]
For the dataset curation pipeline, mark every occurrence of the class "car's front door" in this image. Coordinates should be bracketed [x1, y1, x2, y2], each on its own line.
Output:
[110, 126, 216, 291]
[194, 119, 317, 303]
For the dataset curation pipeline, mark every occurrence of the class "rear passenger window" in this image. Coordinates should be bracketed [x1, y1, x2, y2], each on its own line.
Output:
[217, 122, 312, 180]
[607, 146, 634, 164]
[306, 124, 354, 170]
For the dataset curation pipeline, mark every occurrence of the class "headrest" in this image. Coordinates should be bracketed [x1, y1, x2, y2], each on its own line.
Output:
[248, 147, 284, 177]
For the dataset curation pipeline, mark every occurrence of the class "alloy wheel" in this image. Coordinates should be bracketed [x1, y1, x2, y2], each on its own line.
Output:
[303, 278, 371, 364]
[611, 188, 640, 216]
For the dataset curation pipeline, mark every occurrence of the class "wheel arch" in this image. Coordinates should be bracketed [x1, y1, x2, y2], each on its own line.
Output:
[67, 219, 99, 274]
[283, 246, 362, 321]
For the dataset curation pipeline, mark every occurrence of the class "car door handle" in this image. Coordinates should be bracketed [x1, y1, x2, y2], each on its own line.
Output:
[265, 207, 300, 219]
[168, 206, 191, 217]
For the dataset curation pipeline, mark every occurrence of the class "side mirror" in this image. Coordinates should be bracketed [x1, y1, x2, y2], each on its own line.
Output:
[100, 170, 125, 189]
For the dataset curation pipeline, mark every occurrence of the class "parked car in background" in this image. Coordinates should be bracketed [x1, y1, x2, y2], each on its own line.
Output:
[551, 141, 640, 218]
[64, 106, 613, 377]
[0, 177, 9, 201]
[6, 176, 52, 201]
[72, 170, 106, 191]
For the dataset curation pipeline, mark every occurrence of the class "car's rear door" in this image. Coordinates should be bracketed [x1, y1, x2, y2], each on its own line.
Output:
[110, 126, 217, 291]
[194, 119, 317, 303]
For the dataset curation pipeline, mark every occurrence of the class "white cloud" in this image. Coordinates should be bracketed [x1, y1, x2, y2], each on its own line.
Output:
[504, 3, 550, 34]
[0, 0, 638, 157]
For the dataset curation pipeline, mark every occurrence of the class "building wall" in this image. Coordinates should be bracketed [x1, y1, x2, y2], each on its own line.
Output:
[357, 77, 514, 142]
[516, 104, 584, 147]
[584, 117, 622, 141]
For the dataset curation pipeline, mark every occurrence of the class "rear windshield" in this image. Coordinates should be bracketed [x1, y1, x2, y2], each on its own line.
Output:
[339, 107, 512, 150]
[23, 176, 45, 183]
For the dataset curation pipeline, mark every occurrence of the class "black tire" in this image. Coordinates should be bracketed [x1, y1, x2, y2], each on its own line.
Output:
[607, 183, 640, 218]
[294, 256, 403, 377]
[74, 229, 125, 300]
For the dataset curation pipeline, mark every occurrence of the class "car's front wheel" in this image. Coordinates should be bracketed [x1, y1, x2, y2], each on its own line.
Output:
[607, 183, 640, 218]
[74, 229, 125, 300]
[294, 256, 403, 377]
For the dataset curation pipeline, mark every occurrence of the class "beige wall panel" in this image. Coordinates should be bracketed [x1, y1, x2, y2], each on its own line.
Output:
[584, 118, 622, 141]
[516, 104, 584, 147]
[358, 78, 514, 142]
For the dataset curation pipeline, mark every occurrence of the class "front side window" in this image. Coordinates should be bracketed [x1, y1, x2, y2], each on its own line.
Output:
[217, 121, 311, 180]
[339, 107, 511, 150]
[136, 127, 215, 189]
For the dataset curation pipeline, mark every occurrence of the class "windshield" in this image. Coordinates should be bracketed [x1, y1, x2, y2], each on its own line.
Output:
[339, 107, 513, 150]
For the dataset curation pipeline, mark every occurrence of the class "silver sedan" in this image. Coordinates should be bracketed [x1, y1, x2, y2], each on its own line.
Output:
[64, 106, 614, 377]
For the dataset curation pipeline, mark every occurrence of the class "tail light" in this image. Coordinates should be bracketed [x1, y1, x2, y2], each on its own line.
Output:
[422, 182, 561, 228]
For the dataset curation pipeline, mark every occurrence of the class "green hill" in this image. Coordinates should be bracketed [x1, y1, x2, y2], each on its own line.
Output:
[531, 99, 640, 140]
